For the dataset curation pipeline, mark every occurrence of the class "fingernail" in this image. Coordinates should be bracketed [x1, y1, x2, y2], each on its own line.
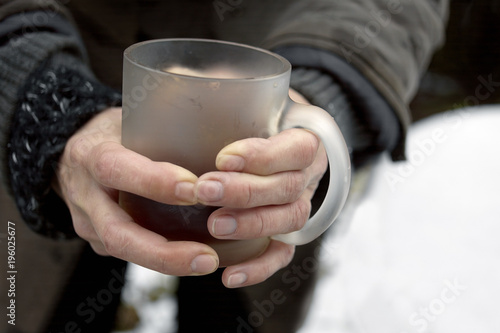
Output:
[175, 182, 195, 203]
[212, 216, 237, 236]
[227, 272, 248, 288]
[217, 155, 245, 171]
[190, 254, 219, 275]
[197, 180, 224, 202]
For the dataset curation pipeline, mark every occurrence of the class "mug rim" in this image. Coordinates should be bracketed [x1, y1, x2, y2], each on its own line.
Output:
[123, 38, 292, 82]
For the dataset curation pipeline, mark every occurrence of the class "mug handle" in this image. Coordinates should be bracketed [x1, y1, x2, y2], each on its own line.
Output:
[271, 98, 351, 245]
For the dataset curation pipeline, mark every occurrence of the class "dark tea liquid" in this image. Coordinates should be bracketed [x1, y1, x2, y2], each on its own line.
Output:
[119, 192, 270, 267]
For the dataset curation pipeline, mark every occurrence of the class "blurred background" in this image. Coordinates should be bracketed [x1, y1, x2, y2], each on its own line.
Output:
[1, 0, 499, 332]
[410, 0, 500, 119]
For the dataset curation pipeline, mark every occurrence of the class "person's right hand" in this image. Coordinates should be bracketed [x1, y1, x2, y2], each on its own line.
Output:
[53, 107, 220, 276]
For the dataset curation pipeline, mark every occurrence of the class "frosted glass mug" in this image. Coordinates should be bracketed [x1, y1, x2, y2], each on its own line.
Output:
[120, 39, 351, 267]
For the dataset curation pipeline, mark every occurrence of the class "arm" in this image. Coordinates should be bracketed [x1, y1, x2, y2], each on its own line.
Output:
[0, 3, 326, 287]
[0, 4, 220, 271]
[0, 3, 104, 237]
[213, 0, 450, 161]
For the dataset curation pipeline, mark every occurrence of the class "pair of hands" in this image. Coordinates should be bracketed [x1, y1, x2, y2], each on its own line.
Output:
[54, 91, 328, 288]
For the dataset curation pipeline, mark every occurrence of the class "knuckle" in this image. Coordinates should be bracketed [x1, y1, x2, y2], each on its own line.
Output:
[99, 221, 128, 258]
[246, 138, 270, 157]
[318, 146, 328, 168]
[260, 262, 274, 281]
[99, 232, 116, 256]
[267, 243, 295, 276]
[243, 182, 255, 207]
[313, 147, 329, 177]
[90, 243, 110, 256]
[68, 136, 92, 166]
[251, 209, 268, 238]
[243, 138, 273, 171]
[101, 238, 120, 258]
[290, 197, 311, 231]
[92, 143, 119, 185]
[280, 244, 295, 265]
[282, 171, 308, 202]
[61, 173, 81, 205]
[302, 132, 320, 165]
[73, 219, 93, 240]
[288, 129, 320, 167]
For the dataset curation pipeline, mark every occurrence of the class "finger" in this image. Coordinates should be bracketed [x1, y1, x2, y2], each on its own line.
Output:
[89, 241, 109, 256]
[195, 170, 309, 208]
[207, 195, 312, 239]
[71, 205, 101, 243]
[70, 140, 198, 205]
[216, 128, 320, 175]
[86, 187, 219, 276]
[69, 196, 120, 257]
[66, 190, 122, 257]
[221, 240, 295, 288]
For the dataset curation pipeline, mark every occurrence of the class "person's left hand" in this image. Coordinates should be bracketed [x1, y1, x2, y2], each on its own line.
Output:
[195, 90, 329, 288]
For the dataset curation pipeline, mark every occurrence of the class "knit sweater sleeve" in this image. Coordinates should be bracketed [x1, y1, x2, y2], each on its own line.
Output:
[0, 11, 87, 185]
[0, 10, 121, 238]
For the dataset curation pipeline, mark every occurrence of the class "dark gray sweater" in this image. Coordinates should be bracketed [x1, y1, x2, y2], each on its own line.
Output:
[0, 0, 449, 237]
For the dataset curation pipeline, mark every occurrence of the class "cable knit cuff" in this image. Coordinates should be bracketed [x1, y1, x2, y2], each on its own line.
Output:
[7, 58, 122, 239]
[0, 31, 87, 187]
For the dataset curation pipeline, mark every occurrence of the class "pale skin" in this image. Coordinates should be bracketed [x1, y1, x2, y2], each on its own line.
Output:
[54, 89, 328, 288]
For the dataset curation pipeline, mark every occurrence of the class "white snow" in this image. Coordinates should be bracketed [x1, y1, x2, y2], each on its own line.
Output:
[299, 105, 500, 333]
[118, 105, 500, 333]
